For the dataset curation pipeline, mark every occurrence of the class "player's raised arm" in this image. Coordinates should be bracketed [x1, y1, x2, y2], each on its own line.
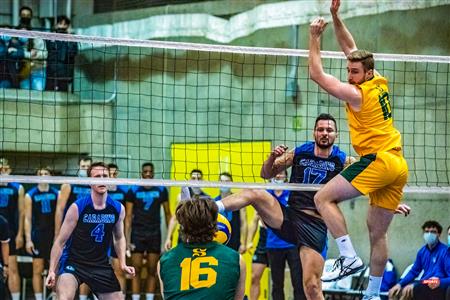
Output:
[308, 17, 362, 108]
[330, 0, 357, 55]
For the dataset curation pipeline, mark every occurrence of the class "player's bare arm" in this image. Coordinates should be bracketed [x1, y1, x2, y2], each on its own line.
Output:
[113, 204, 135, 277]
[330, 0, 357, 55]
[54, 183, 71, 237]
[309, 17, 362, 109]
[46, 203, 79, 288]
[260, 145, 294, 179]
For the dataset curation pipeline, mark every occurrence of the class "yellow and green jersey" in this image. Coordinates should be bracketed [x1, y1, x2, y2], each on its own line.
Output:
[160, 241, 240, 300]
[347, 74, 402, 156]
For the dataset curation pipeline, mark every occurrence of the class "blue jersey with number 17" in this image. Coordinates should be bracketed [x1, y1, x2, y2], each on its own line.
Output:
[289, 141, 346, 213]
[61, 195, 121, 267]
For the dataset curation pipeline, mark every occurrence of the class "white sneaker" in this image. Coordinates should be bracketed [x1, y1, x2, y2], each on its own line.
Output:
[361, 295, 381, 300]
[321, 256, 365, 282]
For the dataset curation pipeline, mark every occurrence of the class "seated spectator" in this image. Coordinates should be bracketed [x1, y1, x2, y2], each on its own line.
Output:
[388, 220, 447, 300]
[45, 16, 78, 92]
[412, 225, 450, 300]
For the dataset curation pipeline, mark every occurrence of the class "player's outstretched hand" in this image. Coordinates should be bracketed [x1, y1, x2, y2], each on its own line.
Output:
[330, 0, 341, 16]
[45, 271, 56, 288]
[122, 265, 136, 277]
[310, 17, 328, 38]
[271, 145, 288, 158]
[394, 203, 411, 216]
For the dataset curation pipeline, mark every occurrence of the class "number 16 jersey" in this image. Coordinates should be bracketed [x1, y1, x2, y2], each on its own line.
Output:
[160, 241, 240, 300]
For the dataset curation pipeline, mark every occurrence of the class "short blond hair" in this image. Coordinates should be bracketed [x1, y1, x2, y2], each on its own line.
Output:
[347, 50, 374, 71]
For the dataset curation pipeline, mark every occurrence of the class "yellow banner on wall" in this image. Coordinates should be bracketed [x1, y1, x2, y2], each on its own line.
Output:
[170, 141, 272, 299]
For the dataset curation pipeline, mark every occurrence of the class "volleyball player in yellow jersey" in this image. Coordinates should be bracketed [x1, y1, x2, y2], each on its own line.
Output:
[309, 1, 410, 299]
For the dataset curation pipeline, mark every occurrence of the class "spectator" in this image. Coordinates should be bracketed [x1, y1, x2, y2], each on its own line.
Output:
[215, 172, 248, 254]
[412, 225, 450, 300]
[11, 6, 48, 91]
[164, 169, 211, 251]
[0, 28, 16, 88]
[388, 220, 447, 300]
[46, 15, 78, 92]
[247, 214, 268, 300]
[0, 158, 25, 300]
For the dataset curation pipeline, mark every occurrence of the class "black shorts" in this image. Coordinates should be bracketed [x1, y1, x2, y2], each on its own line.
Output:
[32, 230, 54, 260]
[267, 206, 327, 255]
[252, 249, 268, 266]
[131, 231, 161, 254]
[59, 260, 121, 294]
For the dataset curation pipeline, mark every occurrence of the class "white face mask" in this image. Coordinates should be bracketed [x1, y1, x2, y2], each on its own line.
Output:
[191, 187, 201, 195]
[220, 187, 231, 193]
[78, 169, 88, 177]
[271, 178, 285, 184]
[423, 232, 438, 246]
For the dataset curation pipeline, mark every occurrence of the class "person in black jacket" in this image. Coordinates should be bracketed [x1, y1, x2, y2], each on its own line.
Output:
[45, 16, 78, 92]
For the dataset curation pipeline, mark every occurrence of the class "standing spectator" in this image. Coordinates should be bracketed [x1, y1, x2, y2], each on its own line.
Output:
[0, 30, 16, 88]
[215, 172, 248, 253]
[8, 6, 47, 91]
[24, 167, 59, 300]
[45, 16, 78, 92]
[388, 220, 447, 300]
[126, 162, 171, 300]
[164, 169, 211, 251]
[0, 158, 25, 300]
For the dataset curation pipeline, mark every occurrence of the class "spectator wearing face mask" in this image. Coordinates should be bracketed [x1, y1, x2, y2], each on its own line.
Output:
[389, 220, 447, 300]
[45, 15, 78, 92]
[215, 172, 248, 254]
[13, 6, 48, 91]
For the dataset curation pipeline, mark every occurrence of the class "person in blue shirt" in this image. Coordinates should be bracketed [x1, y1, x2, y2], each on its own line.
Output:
[24, 166, 59, 300]
[216, 113, 352, 299]
[126, 162, 171, 300]
[214, 172, 248, 253]
[0, 158, 25, 300]
[389, 220, 448, 300]
[266, 170, 304, 300]
[413, 225, 450, 300]
[46, 162, 135, 299]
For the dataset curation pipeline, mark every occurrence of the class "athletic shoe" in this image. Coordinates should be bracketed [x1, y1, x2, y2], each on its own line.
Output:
[321, 256, 365, 282]
[361, 295, 381, 300]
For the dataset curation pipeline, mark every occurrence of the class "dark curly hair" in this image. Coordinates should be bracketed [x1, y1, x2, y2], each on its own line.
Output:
[176, 196, 218, 244]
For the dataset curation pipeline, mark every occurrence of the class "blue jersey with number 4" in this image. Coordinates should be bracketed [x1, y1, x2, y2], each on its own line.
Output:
[61, 195, 121, 267]
[289, 142, 346, 213]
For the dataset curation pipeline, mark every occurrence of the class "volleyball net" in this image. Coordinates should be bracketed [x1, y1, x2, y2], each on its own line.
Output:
[0, 28, 449, 193]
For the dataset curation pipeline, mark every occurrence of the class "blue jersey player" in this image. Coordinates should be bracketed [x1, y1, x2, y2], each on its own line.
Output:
[216, 113, 351, 299]
[46, 162, 135, 299]
[24, 167, 59, 300]
[0, 158, 25, 300]
[125, 162, 171, 300]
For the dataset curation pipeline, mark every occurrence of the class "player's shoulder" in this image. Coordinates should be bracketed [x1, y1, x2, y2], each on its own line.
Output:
[9, 182, 21, 190]
[26, 186, 39, 196]
[106, 195, 122, 214]
[294, 141, 315, 155]
[330, 145, 347, 164]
